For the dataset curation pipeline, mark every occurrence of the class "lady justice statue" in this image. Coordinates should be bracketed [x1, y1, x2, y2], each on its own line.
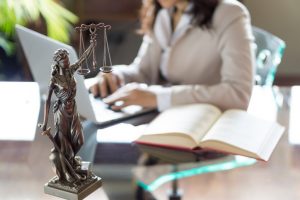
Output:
[39, 23, 112, 199]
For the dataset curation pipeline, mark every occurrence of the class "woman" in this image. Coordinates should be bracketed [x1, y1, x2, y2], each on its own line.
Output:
[90, 0, 255, 112]
[40, 38, 96, 183]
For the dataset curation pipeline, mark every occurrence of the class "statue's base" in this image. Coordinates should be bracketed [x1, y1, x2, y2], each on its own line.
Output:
[44, 175, 102, 200]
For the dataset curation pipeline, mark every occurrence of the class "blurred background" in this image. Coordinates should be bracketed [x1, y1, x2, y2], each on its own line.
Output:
[0, 0, 142, 81]
[0, 0, 299, 85]
[243, 0, 300, 85]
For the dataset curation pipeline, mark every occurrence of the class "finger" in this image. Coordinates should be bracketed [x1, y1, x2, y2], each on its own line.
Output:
[116, 74, 124, 87]
[89, 84, 99, 97]
[105, 73, 119, 93]
[103, 93, 128, 105]
[116, 76, 122, 88]
[100, 77, 108, 98]
[110, 100, 131, 111]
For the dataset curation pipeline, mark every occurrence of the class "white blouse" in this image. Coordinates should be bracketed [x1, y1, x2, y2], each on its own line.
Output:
[115, 0, 255, 112]
[152, 4, 194, 111]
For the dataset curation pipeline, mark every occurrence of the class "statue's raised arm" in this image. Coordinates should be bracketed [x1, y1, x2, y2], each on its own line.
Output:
[71, 34, 97, 73]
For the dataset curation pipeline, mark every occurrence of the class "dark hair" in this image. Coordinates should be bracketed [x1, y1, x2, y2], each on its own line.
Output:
[138, 0, 220, 34]
[190, 0, 220, 29]
[53, 48, 69, 62]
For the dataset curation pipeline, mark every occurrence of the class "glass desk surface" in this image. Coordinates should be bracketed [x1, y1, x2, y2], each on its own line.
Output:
[134, 156, 256, 192]
[2, 85, 300, 200]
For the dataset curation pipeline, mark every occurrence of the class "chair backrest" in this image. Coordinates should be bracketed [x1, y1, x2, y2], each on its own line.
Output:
[252, 26, 286, 86]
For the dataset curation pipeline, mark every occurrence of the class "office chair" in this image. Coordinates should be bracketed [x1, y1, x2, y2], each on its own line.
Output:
[252, 26, 286, 86]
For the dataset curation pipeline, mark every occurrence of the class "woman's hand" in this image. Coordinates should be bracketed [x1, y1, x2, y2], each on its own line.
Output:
[103, 83, 157, 110]
[89, 72, 123, 98]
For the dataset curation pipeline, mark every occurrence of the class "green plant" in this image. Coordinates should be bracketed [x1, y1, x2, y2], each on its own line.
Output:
[0, 0, 78, 56]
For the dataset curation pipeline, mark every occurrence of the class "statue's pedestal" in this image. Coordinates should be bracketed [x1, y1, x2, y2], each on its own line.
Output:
[44, 175, 102, 200]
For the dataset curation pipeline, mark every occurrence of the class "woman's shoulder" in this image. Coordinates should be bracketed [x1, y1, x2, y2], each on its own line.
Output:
[213, 0, 250, 29]
[215, 0, 250, 17]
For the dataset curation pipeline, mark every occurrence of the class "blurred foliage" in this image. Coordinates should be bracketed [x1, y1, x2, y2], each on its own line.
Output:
[0, 0, 78, 56]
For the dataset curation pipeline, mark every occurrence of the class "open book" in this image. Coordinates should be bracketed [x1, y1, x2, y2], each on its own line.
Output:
[135, 104, 285, 161]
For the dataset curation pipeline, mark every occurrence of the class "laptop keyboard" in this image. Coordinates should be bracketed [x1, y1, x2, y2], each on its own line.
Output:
[89, 94, 152, 123]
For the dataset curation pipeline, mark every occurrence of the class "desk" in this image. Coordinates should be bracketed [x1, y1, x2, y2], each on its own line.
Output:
[93, 86, 300, 200]
[0, 82, 109, 200]
[0, 127, 109, 200]
[1, 86, 299, 200]
[132, 86, 300, 200]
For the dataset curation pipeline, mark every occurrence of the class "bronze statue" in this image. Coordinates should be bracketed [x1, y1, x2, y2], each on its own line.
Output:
[38, 23, 111, 199]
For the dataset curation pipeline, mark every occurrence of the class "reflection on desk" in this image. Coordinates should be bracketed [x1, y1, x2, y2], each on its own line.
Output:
[132, 86, 299, 200]
[134, 155, 256, 192]
[0, 124, 109, 200]
[2, 85, 300, 200]
[0, 82, 109, 199]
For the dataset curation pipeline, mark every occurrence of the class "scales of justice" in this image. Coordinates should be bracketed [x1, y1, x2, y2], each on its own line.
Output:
[38, 23, 112, 200]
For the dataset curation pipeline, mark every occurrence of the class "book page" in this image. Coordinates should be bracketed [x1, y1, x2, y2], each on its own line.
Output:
[138, 104, 221, 146]
[200, 110, 284, 159]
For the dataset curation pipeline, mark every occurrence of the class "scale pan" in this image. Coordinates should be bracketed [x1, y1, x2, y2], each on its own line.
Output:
[100, 66, 113, 73]
[77, 69, 90, 75]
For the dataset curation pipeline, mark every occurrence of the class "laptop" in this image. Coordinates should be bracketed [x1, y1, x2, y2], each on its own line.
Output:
[15, 25, 155, 125]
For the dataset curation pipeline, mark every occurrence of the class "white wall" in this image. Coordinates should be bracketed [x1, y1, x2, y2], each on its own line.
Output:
[244, 0, 300, 76]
